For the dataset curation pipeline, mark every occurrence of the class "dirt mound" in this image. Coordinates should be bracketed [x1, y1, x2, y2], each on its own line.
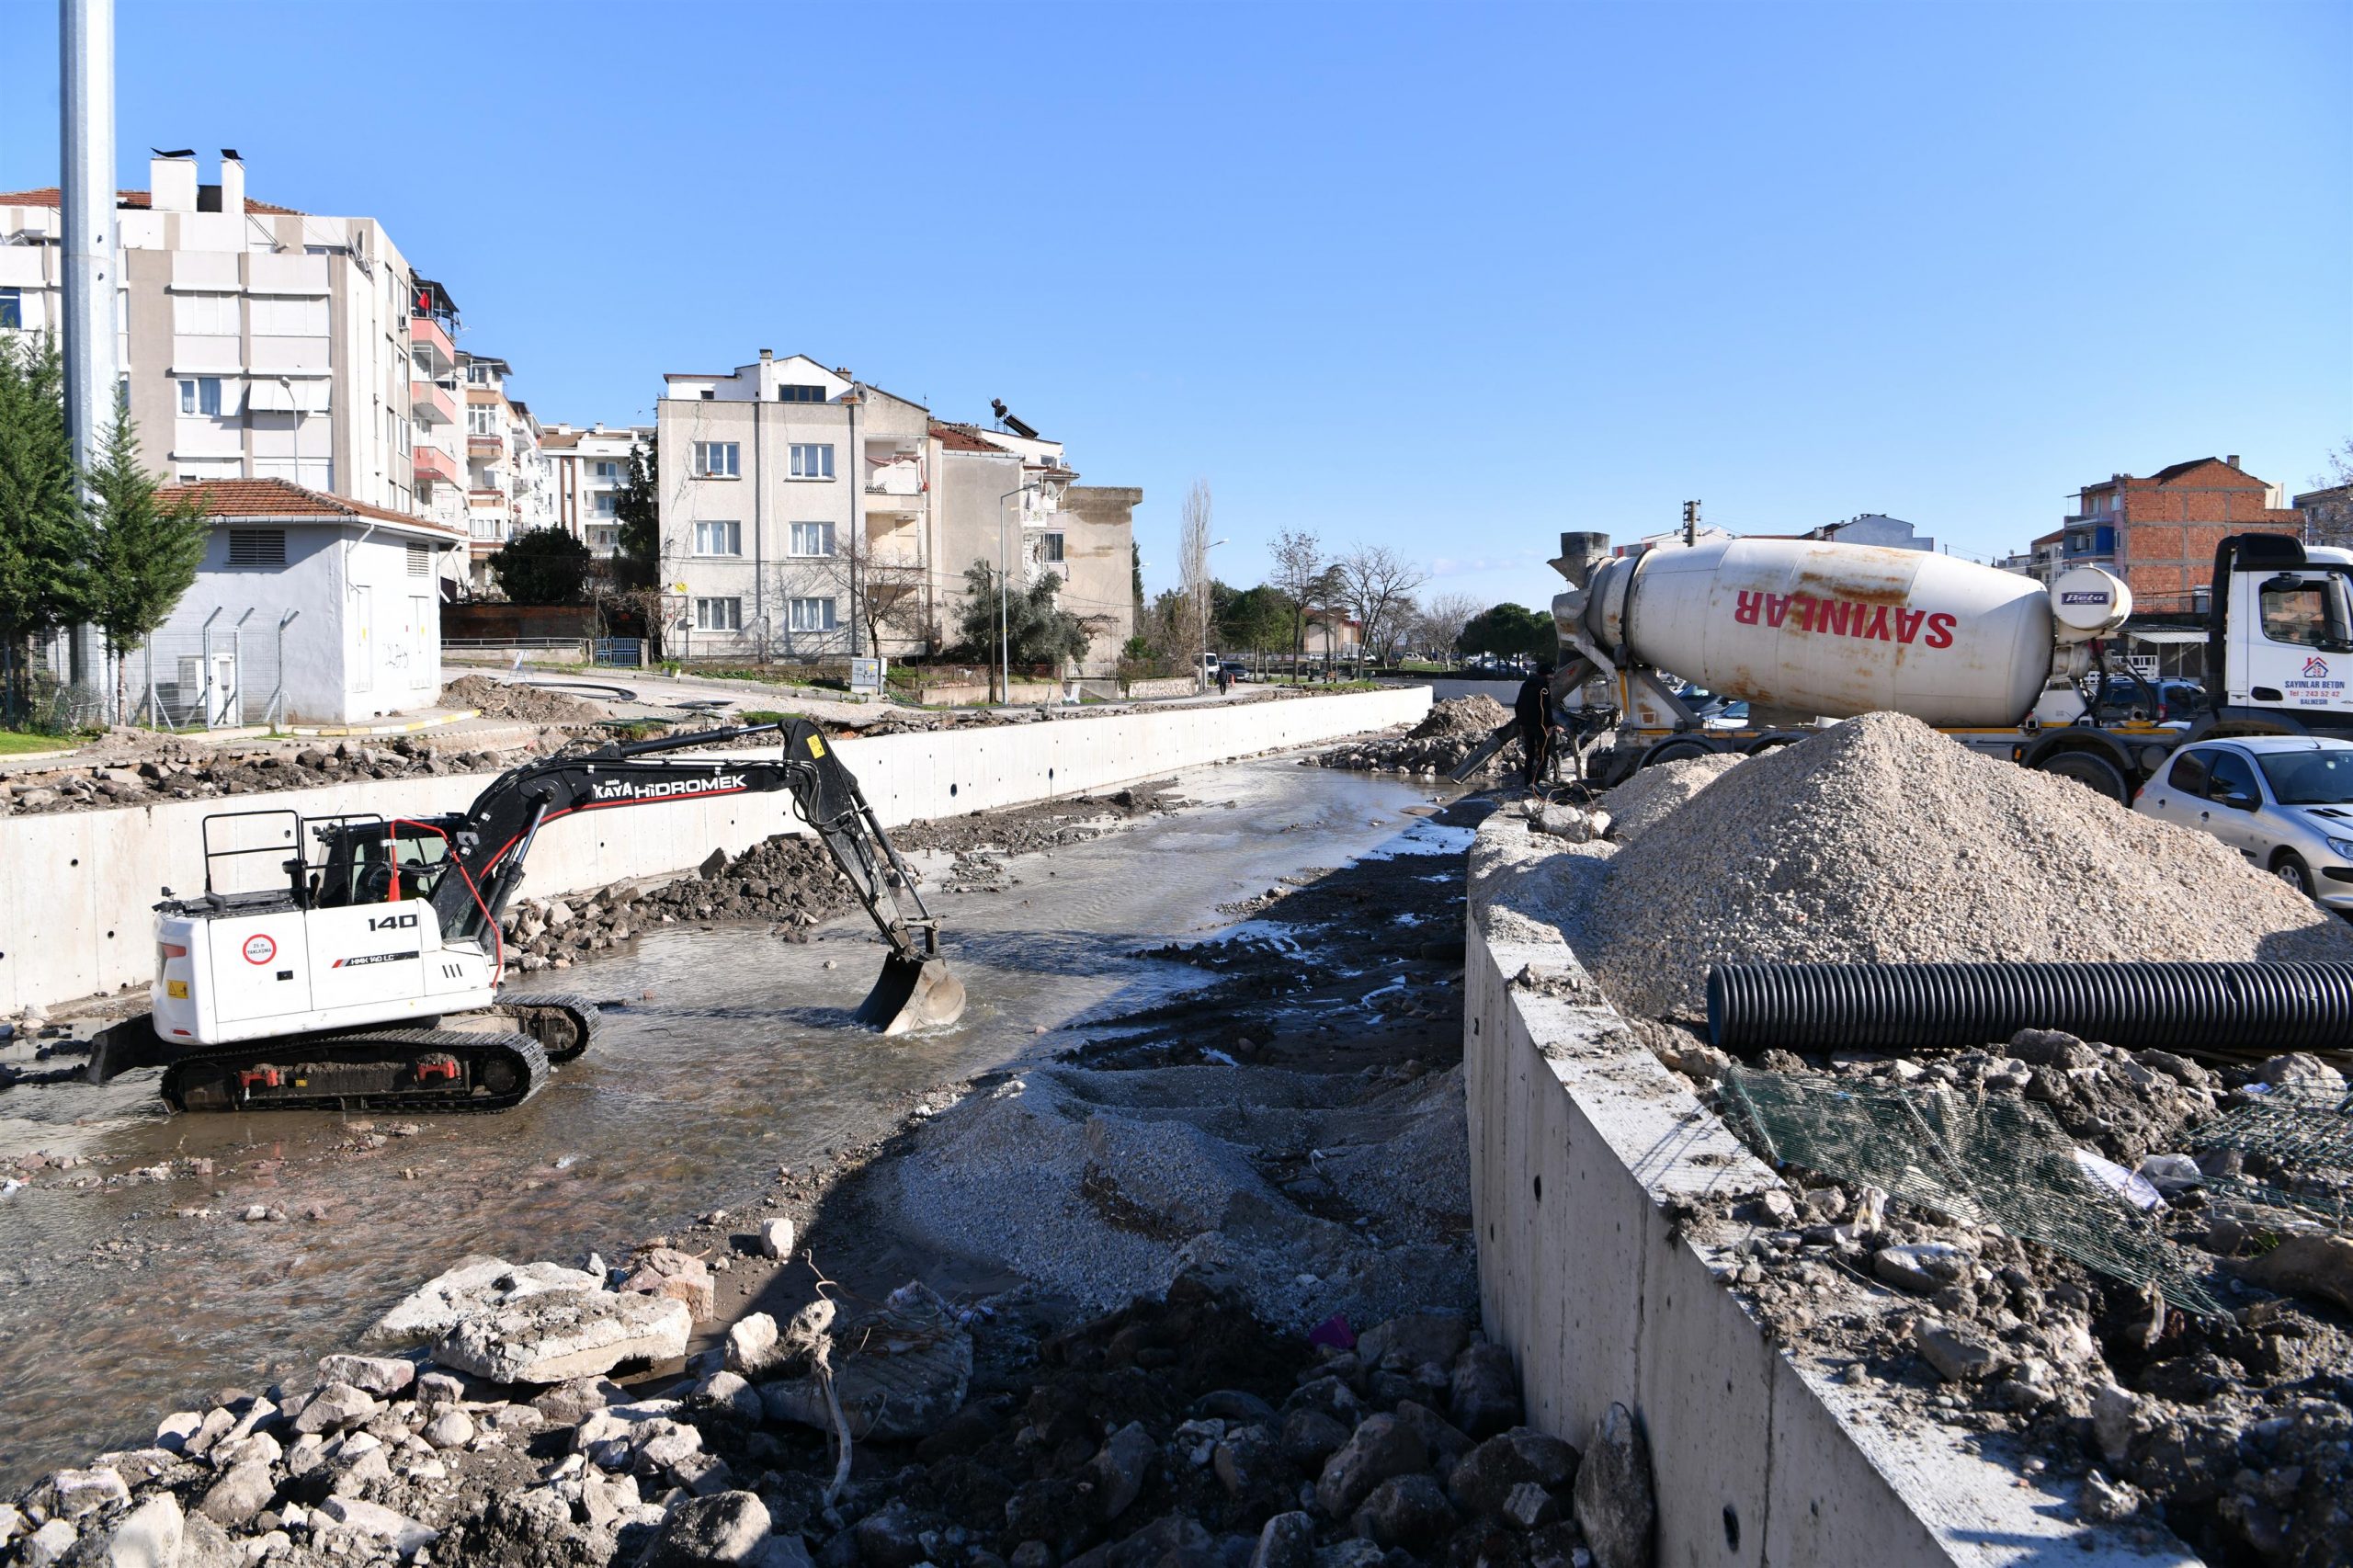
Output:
[441, 676, 606, 723]
[1320, 697, 1519, 779]
[1598, 752, 1744, 844]
[1410, 693, 1511, 739]
[1587, 711, 2353, 1018]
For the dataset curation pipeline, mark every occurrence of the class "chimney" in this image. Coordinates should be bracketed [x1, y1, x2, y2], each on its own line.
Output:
[2226, 454, 2241, 470]
[219, 150, 244, 216]
[149, 152, 197, 212]
[759, 348, 773, 360]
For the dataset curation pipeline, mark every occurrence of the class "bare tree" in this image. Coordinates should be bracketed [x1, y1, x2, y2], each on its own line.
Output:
[1334, 544, 1427, 677]
[1416, 590, 1483, 664]
[1267, 529, 1324, 681]
[768, 523, 928, 663]
[1178, 479, 1214, 687]
[2308, 438, 2353, 549]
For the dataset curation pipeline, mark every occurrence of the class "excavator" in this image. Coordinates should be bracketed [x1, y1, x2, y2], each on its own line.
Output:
[87, 718, 963, 1114]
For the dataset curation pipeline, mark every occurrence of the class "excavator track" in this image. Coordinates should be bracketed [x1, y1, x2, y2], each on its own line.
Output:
[159, 1027, 550, 1115]
[478, 992, 600, 1062]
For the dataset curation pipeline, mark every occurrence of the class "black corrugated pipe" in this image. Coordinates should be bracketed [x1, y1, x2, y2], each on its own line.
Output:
[1707, 960, 2353, 1056]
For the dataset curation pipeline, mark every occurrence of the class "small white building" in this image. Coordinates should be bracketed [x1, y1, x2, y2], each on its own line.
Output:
[152, 478, 461, 724]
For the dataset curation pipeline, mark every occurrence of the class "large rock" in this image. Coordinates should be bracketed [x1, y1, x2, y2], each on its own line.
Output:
[20, 1520, 77, 1567]
[198, 1460, 277, 1528]
[2233, 1231, 2353, 1312]
[177, 1513, 241, 1568]
[434, 1286, 692, 1383]
[319, 1497, 438, 1554]
[1091, 1421, 1158, 1523]
[641, 1490, 772, 1567]
[316, 1354, 416, 1397]
[43, 1468, 129, 1519]
[622, 1247, 718, 1321]
[293, 1381, 381, 1434]
[725, 1312, 782, 1378]
[1351, 1473, 1456, 1550]
[106, 1494, 182, 1568]
[1572, 1403, 1654, 1568]
[1449, 1427, 1579, 1517]
[363, 1256, 601, 1347]
[1249, 1513, 1316, 1568]
[1448, 1345, 1521, 1437]
[1355, 1312, 1469, 1371]
[1314, 1414, 1427, 1519]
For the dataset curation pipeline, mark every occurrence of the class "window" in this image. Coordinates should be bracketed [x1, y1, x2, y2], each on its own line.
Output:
[406, 543, 430, 577]
[466, 363, 491, 384]
[170, 291, 239, 335]
[179, 377, 223, 416]
[592, 460, 620, 481]
[693, 520, 742, 557]
[1040, 531, 1065, 563]
[0, 288, 19, 329]
[699, 389, 717, 401]
[2165, 750, 2208, 796]
[789, 444, 834, 479]
[789, 597, 837, 632]
[226, 529, 286, 567]
[466, 405, 499, 436]
[593, 493, 617, 517]
[249, 295, 327, 335]
[2260, 579, 2347, 649]
[694, 441, 741, 478]
[778, 384, 826, 403]
[788, 521, 835, 557]
[694, 597, 742, 631]
[2205, 749, 2261, 807]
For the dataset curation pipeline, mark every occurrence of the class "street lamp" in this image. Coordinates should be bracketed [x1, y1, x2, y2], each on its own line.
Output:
[997, 480, 1045, 703]
[1198, 538, 1228, 691]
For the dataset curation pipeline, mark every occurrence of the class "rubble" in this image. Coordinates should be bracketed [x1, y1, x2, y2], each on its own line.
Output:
[441, 675, 608, 722]
[1313, 697, 1521, 780]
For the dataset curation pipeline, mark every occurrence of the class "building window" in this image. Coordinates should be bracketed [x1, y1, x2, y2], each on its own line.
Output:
[695, 597, 742, 632]
[406, 543, 430, 577]
[466, 405, 498, 435]
[466, 363, 491, 384]
[170, 291, 239, 335]
[1040, 531, 1065, 563]
[226, 529, 286, 567]
[790, 444, 834, 479]
[593, 492, 617, 517]
[0, 288, 19, 329]
[693, 520, 743, 557]
[778, 384, 826, 403]
[179, 377, 223, 416]
[249, 295, 327, 335]
[592, 460, 620, 481]
[788, 521, 835, 557]
[699, 389, 717, 401]
[694, 441, 740, 478]
[789, 597, 837, 632]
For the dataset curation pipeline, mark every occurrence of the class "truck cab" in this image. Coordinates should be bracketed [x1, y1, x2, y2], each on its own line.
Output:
[2215, 540, 2353, 725]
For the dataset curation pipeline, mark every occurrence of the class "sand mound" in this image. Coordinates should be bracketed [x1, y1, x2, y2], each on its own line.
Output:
[1586, 711, 2353, 1018]
[440, 676, 606, 722]
[1599, 751, 1745, 844]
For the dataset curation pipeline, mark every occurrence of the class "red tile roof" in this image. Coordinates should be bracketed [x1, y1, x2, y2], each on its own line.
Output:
[158, 478, 460, 537]
[930, 422, 1012, 454]
[0, 186, 306, 217]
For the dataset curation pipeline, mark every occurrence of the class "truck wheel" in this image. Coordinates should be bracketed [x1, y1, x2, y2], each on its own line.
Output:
[2038, 749, 2130, 802]
[1640, 737, 1716, 769]
[2272, 852, 2316, 899]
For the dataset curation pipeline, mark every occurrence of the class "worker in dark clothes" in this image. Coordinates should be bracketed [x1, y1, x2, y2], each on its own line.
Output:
[1515, 665, 1554, 788]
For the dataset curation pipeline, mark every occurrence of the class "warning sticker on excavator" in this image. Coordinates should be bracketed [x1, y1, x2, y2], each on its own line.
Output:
[808, 735, 827, 758]
[243, 934, 277, 965]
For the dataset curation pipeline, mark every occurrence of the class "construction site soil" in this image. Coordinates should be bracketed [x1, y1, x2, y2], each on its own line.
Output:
[1313, 698, 1522, 783]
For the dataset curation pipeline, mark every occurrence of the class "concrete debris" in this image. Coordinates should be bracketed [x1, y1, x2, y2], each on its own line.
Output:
[363, 1255, 603, 1347]
[1570, 1403, 1654, 1568]
[432, 1283, 693, 1383]
[1315, 697, 1521, 779]
[440, 675, 607, 722]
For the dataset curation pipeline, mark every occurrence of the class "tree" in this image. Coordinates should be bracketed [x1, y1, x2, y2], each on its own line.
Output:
[611, 439, 659, 591]
[85, 398, 208, 721]
[2309, 438, 2353, 549]
[796, 525, 930, 659]
[489, 527, 593, 604]
[1415, 591, 1483, 662]
[1178, 479, 1214, 686]
[1215, 583, 1296, 662]
[0, 331, 94, 717]
[1457, 602, 1555, 662]
[1334, 544, 1427, 676]
[950, 560, 1090, 687]
[1267, 528, 1325, 678]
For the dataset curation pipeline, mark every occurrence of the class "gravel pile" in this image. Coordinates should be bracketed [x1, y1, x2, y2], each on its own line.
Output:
[1315, 697, 1519, 780]
[1597, 752, 1744, 845]
[1586, 712, 2353, 1019]
[440, 676, 608, 723]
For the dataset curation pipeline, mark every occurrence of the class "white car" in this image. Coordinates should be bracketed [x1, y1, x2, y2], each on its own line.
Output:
[2132, 736, 2353, 908]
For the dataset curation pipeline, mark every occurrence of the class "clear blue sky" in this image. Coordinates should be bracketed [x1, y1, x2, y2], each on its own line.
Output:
[5, 1, 2347, 611]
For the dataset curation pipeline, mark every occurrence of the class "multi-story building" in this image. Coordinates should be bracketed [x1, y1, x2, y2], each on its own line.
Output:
[2294, 481, 2353, 551]
[1, 152, 429, 522]
[655, 351, 1138, 672]
[449, 351, 551, 592]
[1805, 513, 1936, 552]
[1999, 528, 2066, 585]
[542, 422, 655, 558]
[2056, 456, 2300, 613]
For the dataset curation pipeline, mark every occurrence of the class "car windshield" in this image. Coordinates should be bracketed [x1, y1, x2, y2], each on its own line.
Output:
[2255, 750, 2353, 805]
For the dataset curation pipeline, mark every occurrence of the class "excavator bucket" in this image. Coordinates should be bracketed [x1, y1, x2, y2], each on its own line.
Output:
[854, 952, 967, 1035]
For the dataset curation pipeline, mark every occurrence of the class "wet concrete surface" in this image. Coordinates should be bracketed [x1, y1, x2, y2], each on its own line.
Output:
[0, 756, 1449, 1490]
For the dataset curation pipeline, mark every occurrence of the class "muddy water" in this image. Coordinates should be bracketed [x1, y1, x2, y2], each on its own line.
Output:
[0, 757, 1444, 1489]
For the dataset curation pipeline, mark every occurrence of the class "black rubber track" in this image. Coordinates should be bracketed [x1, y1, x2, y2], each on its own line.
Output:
[1707, 960, 2353, 1056]
[481, 993, 601, 1062]
[159, 1028, 550, 1114]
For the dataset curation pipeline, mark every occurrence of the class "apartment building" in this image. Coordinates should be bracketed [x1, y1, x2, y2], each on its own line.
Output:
[542, 422, 655, 557]
[450, 351, 551, 591]
[1, 152, 429, 522]
[2295, 482, 2353, 550]
[2054, 456, 2301, 612]
[657, 353, 1139, 670]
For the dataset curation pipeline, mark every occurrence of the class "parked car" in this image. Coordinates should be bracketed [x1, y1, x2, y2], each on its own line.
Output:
[2089, 672, 2206, 726]
[1703, 699, 1750, 732]
[2132, 735, 2353, 905]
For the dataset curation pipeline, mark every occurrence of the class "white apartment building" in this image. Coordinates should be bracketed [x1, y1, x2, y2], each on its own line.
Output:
[542, 422, 654, 558]
[451, 351, 552, 592]
[1, 152, 429, 521]
[656, 352, 1139, 671]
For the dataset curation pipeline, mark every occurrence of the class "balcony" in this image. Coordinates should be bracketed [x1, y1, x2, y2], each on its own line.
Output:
[469, 487, 506, 509]
[864, 483, 925, 516]
[411, 444, 460, 486]
[468, 434, 502, 458]
[409, 314, 457, 377]
[468, 517, 507, 543]
[411, 380, 457, 426]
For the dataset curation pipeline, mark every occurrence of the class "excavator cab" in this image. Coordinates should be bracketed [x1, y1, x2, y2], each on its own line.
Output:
[308, 816, 464, 910]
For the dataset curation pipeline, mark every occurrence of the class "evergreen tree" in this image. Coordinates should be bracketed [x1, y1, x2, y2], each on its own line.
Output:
[86, 397, 210, 721]
[613, 440, 659, 591]
[952, 560, 1089, 673]
[489, 526, 594, 604]
[0, 332, 95, 714]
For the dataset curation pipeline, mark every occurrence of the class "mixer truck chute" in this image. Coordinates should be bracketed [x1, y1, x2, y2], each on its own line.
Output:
[1535, 530, 2353, 800]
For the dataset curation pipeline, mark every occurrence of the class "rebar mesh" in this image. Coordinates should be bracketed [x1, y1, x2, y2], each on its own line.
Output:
[1717, 1065, 2227, 1317]
[2190, 1084, 2353, 1226]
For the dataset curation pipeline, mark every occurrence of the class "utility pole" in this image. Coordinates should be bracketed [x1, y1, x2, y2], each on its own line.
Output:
[62, 0, 119, 699]
[1682, 500, 1700, 549]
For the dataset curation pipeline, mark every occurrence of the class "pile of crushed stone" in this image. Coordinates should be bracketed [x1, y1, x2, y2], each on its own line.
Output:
[1586, 712, 2353, 1019]
[1597, 751, 1744, 844]
[440, 676, 607, 723]
[1315, 696, 1519, 779]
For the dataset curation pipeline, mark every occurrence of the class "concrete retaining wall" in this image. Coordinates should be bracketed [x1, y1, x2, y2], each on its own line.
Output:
[1462, 815, 2189, 1568]
[0, 687, 1427, 1015]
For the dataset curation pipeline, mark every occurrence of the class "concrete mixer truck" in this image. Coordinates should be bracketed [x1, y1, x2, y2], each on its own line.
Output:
[1534, 529, 2353, 800]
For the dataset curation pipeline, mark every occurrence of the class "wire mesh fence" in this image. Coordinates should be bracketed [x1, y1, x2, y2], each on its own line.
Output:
[3, 614, 296, 734]
[2189, 1083, 2353, 1227]
[1716, 1063, 2229, 1317]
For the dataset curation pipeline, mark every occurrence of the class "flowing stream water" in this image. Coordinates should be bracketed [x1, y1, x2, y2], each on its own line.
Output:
[0, 757, 1443, 1490]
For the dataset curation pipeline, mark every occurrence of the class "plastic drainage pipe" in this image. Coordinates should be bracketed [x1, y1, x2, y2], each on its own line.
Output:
[1706, 960, 2353, 1056]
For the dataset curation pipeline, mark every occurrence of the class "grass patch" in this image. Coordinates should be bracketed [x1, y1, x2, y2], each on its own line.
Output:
[0, 730, 86, 756]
